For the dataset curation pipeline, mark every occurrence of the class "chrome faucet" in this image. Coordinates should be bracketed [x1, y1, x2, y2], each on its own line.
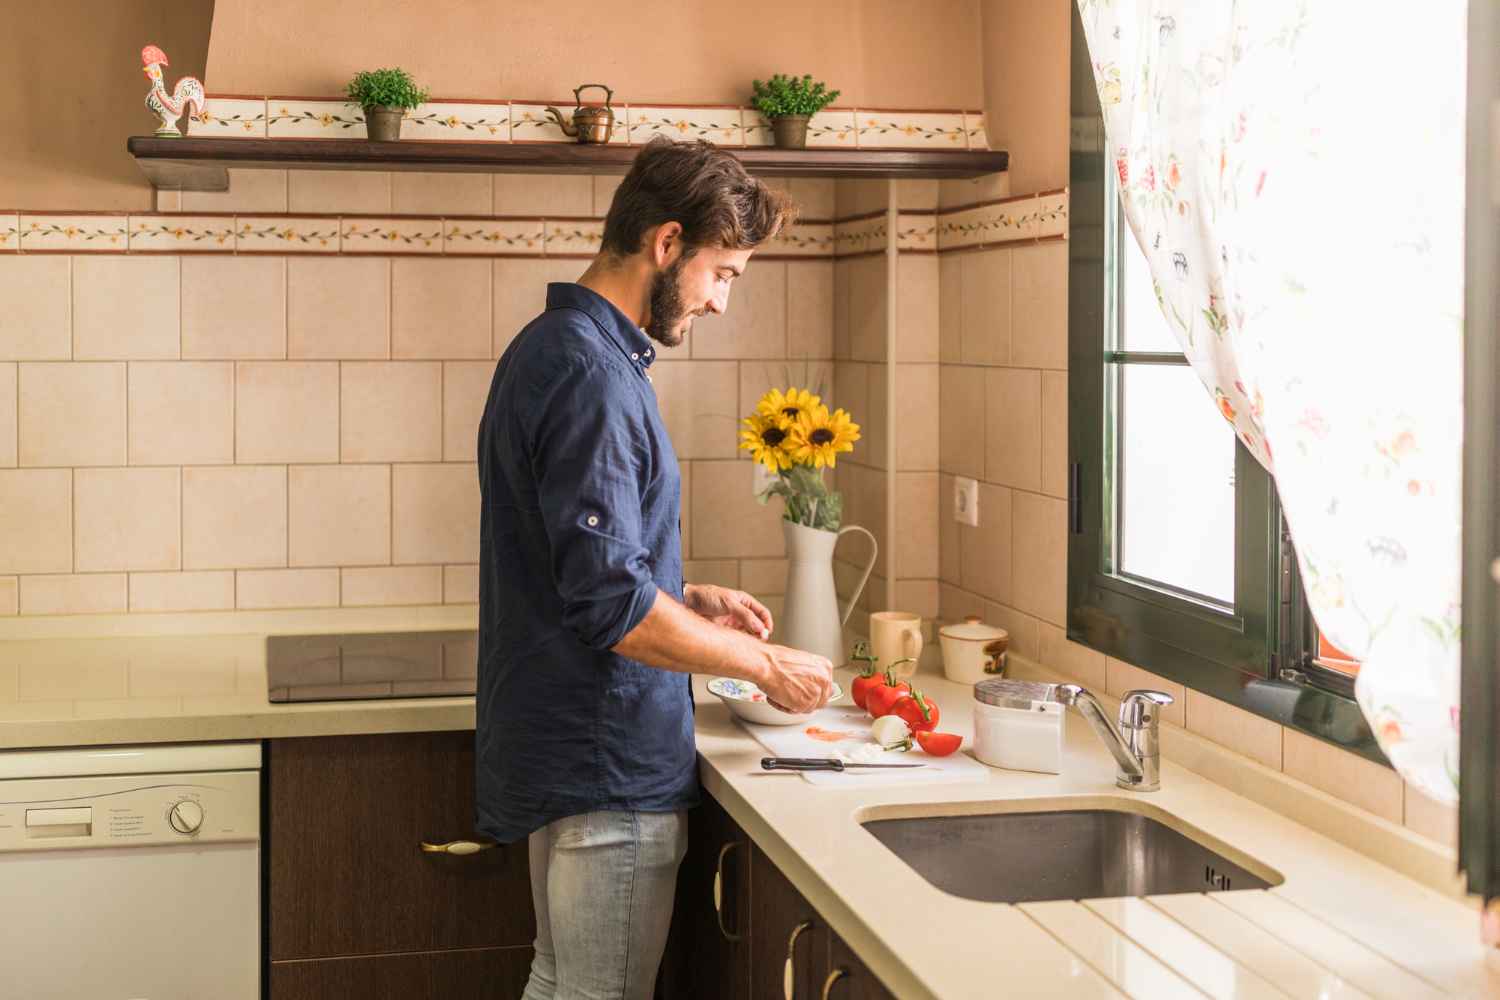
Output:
[1055, 684, 1174, 792]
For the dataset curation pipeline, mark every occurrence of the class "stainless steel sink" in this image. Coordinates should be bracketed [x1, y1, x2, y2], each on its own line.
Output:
[861, 809, 1276, 904]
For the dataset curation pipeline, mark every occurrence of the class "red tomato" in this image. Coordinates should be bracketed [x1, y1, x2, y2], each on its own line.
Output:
[891, 689, 940, 733]
[915, 731, 961, 757]
[865, 670, 912, 719]
[849, 644, 880, 709]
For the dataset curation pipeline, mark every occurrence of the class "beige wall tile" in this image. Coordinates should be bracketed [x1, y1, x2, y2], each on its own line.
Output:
[182, 466, 287, 569]
[984, 367, 1041, 490]
[861, 364, 890, 471]
[443, 361, 494, 462]
[683, 560, 739, 589]
[182, 168, 287, 212]
[393, 463, 480, 564]
[1038, 621, 1107, 690]
[182, 256, 287, 360]
[789, 179, 836, 219]
[593, 175, 623, 217]
[0, 469, 72, 573]
[127, 362, 234, 465]
[288, 169, 391, 213]
[129, 571, 235, 612]
[0, 363, 14, 467]
[73, 256, 179, 360]
[938, 364, 985, 478]
[678, 460, 692, 560]
[894, 179, 940, 211]
[896, 254, 939, 363]
[832, 258, 852, 360]
[938, 173, 1010, 209]
[787, 260, 834, 360]
[693, 262, 787, 359]
[444, 564, 479, 604]
[493, 258, 585, 357]
[392, 172, 493, 215]
[1403, 783, 1458, 848]
[848, 255, 887, 363]
[1185, 688, 1282, 770]
[19, 362, 126, 466]
[983, 600, 1040, 662]
[1105, 657, 1187, 728]
[155, 189, 181, 212]
[1283, 728, 1404, 824]
[341, 565, 443, 607]
[895, 472, 939, 579]
[1011, 242, 1068, 370]
[830, 363, 868, 466]
[235, 361, 339, 463]
[939, 582, 985, 625]
[17, 637, 127, 696]
[739, 558, 789, 596]
[691, 460, 786, 559]
[938, 473, 960, 585]
[20, 573, 127, 616]
[1040, 371, 1068, 499]
[0, 257, 70, 360]
[960, 248, 1010, 365]
[236, 568, 338, 609]
[959, 481, 1011, 604]
[835, 180, 888, 218]
[0, 577, 16, 615]
[1011, 491, 1066, 626]
[289, 464, 391, 567]
[894, 579, 940, 619]
[340, 362, 442, 462]
[494, 173, 592, 216]
[393, 258, 492, 359]
[75, 467, 180, 572]
[939, 255, 962, 363]
[288, 257, 389, 359]
[836, 462, 888, 579]
[895, 364, 939, 471]
[652, 361, 740, 460]
[738, 360, 831, 421]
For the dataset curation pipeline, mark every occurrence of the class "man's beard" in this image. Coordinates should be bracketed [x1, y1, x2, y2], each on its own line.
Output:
[643, 253, 693, 348]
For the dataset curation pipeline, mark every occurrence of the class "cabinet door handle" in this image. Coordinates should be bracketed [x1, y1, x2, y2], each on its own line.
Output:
[712, 841, 743, 942]
[419, 839, 495, 855]
[784, 920, 813, 999]
[821, 968, 849, 999]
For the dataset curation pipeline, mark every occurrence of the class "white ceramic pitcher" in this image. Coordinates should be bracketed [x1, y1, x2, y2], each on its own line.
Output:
[775, 520, 878, 667]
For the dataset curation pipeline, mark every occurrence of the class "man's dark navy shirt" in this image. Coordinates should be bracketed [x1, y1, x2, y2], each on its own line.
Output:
[475, 282, 697, 844]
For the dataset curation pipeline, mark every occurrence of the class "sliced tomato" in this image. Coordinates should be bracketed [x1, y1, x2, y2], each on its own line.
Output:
[915, 731, 961, 756]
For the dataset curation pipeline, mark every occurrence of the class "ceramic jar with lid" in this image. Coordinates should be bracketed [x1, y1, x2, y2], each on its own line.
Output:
[937, 615, 1009, 685]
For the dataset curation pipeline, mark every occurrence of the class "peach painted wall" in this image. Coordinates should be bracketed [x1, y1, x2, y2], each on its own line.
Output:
[979, 0, 1070, 195]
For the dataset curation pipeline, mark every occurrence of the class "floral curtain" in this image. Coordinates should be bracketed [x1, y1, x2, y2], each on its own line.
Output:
[1076, 0, 1465, 800]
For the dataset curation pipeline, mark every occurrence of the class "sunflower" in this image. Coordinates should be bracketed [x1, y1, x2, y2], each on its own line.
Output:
[755, 387, 822, 427]
[738, 412, 794, 471]
[786, 405, 860, 469]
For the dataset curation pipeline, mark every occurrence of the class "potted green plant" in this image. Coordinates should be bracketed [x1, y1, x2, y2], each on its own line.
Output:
[345, 68, 430, 142]
[750, 73, 841, 149]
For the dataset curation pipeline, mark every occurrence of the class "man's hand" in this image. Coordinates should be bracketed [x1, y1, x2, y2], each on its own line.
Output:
[754, 643, 834, 715]
[683, 584, 774, 640]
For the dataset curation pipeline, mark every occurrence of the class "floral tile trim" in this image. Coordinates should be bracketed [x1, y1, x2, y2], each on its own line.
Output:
[266, 100, 366, 138]
[128, 215, 236, 251]
[235, 216, 340, 252]
[189, 98, 268, 138]
[1035, 190, 1069, 239]
[894, 213, 939, 251]
[853, 111, 968, 149]
[834, 215, 888, 256]
[543, 219, 604, 256]
[963, 111, 989, 151]
[626, 106, 743, 146]
[743, 109, 857, 148]
[443, 219, 545, 255]
[401, 102, 511, 142]
[341, 217, 444, 253]
[935, 197, 1038, 250]
[19, 214, 129, 251]
[511, 103, 630, 144]
[0, 213, 18, 251]
[765, 222, 836, 257]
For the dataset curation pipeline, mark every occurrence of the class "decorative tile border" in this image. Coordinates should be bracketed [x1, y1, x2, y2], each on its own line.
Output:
[129, 215, 236, 251]
[0, 213, 18, 251]
[189, 97, 269, 138]
[765, 221, 835, 257]
[543, 218, 605, 256]
[266, 100, 367, 138]
[341, 217, 444, 253]
[400, 102, 511, 142]
[936, 195, 1037, 250]
[235, 216, 341, 253]
[834, 213, 888, 256]
[19, 214, 129, 252]
[743, 109, 857, 148]
[894, 213, 939, 251]
[963, 112, 990, 151]
[852, 110, 968, 149]
[510, 103, 630, 145]
[443, 218, 546, 256]
[1035, 189, 1068, 239]
[627, 106, 744, 146]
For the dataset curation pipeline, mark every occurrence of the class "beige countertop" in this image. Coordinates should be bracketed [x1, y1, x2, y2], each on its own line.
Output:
[0, 618, 1495, 998]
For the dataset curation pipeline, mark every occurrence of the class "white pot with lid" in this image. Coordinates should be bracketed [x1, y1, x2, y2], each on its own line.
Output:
[937, 615, 1009, 685]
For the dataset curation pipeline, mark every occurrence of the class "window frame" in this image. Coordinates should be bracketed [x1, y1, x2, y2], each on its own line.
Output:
[1066, 5, 1384, 765]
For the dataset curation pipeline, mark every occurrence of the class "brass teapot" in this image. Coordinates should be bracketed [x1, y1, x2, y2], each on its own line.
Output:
[545, 84, 616, 144]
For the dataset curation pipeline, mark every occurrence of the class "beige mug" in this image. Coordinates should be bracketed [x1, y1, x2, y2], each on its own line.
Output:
[869, 611, 924, 679]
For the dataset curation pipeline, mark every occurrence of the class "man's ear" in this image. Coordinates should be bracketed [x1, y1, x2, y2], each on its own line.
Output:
[651, 221, 684, 268]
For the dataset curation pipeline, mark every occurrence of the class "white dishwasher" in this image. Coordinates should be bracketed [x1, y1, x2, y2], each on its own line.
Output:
[0, 742, 261, 1000]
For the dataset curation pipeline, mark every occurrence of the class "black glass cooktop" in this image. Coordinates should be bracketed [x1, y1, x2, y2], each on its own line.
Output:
[266, 630, 477, 702]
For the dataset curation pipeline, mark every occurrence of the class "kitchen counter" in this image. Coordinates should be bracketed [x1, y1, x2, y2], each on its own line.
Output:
[1, 622, 1495, 998]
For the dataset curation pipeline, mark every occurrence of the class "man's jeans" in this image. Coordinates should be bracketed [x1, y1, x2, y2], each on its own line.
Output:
[521, 809, 689, 1000]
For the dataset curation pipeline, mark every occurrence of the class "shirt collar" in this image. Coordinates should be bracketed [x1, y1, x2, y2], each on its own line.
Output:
[545, 282, 658, 372]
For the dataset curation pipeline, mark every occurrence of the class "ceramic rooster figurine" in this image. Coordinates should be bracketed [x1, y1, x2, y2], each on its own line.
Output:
[142, 44, 204, 137]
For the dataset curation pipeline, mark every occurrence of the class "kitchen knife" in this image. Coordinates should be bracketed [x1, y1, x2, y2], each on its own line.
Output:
[760, 756, 927, 772]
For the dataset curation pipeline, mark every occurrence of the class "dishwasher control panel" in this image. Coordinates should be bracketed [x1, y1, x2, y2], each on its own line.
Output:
[0, 769, 260, 853]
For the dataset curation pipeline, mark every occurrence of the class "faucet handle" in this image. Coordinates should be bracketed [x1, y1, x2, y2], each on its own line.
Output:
[1119, 689, 1174, 729]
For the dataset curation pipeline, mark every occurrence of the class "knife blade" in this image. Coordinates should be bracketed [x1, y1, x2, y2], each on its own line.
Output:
[760, 756, 927, 772]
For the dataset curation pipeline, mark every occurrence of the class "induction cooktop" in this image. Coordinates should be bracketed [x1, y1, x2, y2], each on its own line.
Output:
[266, 629, 477, 702]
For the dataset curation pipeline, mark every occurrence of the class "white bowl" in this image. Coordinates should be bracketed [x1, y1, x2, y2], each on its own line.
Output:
[706, 677, 845, 726]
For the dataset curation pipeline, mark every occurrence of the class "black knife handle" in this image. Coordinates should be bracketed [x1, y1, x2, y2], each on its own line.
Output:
[761, 757, 845, 772]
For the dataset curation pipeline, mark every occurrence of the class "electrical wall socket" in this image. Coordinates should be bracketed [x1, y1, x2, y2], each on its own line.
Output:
[954, 476, 980, 526]
[752, 461, 778, 496]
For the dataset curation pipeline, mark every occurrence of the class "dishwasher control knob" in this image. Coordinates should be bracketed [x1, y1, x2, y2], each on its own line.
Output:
[168, 799, 204, 835]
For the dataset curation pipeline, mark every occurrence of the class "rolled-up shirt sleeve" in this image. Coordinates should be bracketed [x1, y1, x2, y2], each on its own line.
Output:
[526, 357, 659, 650]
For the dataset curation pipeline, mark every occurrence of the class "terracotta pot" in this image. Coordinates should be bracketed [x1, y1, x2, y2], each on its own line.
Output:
[364, 105, 404, 142]
[770, 115, 811, 149]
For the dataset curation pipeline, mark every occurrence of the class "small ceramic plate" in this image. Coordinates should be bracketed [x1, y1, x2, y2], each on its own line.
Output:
[706, 677, 845, 726]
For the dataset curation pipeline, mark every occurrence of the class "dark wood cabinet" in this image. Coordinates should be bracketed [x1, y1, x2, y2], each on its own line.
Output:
[266, 731, 535, 998]
[658, 790, 752, 1000]
[825, 935, 899, 1000]
[751, 843, 829, 1000]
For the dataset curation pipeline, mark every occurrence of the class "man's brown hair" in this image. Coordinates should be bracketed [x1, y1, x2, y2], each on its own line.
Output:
[600, 137, 798, 259]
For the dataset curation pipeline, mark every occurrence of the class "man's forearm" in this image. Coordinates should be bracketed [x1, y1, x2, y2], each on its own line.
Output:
[611, 590, 773, 685]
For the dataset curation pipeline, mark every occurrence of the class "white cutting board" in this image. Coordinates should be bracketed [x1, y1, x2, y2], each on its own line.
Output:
[737, 704, 990, 786]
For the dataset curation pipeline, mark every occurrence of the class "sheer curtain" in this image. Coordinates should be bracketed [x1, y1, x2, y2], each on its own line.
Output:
[1076, 0, 1465, 800]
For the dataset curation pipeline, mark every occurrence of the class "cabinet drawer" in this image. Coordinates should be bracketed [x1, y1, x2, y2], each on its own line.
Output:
[270, 946, 533, 1000]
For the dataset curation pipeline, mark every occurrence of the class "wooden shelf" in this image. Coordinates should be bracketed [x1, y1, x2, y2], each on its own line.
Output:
[126, 136, 1009, 191]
